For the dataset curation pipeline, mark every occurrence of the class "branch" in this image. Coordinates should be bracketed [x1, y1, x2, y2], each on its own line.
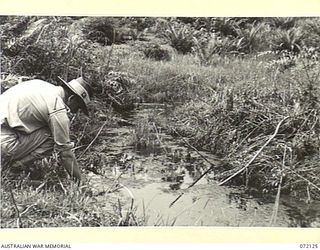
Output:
[169, 129, 222, 208]
[169, 165, 215, 208]
[78, 120, 108, 158]
[218, 116, 289, 186]
[269, 146, 287, 226]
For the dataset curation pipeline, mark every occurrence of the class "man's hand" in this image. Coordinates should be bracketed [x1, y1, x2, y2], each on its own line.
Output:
[60, 149, 81, 184]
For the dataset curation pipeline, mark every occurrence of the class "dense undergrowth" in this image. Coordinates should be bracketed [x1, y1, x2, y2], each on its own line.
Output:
[1, 16, 320, 227]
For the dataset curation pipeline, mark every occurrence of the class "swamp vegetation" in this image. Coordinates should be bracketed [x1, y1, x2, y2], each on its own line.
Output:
[1, 16, 320, 227]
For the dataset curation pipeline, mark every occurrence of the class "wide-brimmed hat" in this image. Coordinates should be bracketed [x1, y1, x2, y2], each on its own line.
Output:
[59, 76, 91, 115]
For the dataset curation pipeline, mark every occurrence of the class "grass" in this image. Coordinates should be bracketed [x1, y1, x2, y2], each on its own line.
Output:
[2, 16, 320, 227]
[1, 165, 112, 228]
[114, 44, 320, 200]
[0, 162, 146, 228]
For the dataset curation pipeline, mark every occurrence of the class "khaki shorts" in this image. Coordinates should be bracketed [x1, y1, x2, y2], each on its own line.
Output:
[1, 125, 54, 168]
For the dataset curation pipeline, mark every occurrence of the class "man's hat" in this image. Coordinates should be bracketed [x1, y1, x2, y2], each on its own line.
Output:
[59, 77, 91, 115]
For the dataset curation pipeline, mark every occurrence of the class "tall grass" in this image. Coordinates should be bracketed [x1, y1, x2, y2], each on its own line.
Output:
[2, 16, 320, 227]
[113, 42, 320, 199]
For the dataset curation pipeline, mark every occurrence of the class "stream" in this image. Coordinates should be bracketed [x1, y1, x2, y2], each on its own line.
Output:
[86, 103, 320, 227]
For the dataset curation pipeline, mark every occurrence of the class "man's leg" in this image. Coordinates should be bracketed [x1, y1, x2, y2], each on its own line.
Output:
[1, 126, 54, 170]
[1, 126, 18, 169]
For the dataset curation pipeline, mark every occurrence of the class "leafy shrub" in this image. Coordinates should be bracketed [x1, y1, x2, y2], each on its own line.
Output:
[123, 17, 157, 32]
[99, 71, 137, 111]
[233, 23, 263, 53]
[143, 43, 171, 61]
[193, 34, 233, 65]
[268, 17, 297, 29]
[176, 17, 198, 25]
[212, 18, 244, 37]
[182, 17, 263, 34]
[0, 16, 32, 37]
[191, 17, 217, 32]
[190, 17, 241, 36]
[1, 17, 87, 80]
[291, 47, 320, 108]
[82, 17, 117, 45]
[300, 18, 320, 51]
[162, 22, 195, 54]
[271, 28, 305, 53]
[82, 17, 137, 45]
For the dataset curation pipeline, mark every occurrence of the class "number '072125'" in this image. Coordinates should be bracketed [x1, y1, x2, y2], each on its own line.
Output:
[300, 244, 319, 248]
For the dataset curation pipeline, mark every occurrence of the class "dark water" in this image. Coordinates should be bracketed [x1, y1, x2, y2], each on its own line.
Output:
[86, 103, 320, 227]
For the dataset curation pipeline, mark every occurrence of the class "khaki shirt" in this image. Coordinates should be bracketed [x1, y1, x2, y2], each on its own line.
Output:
[0, 80, 74, 152]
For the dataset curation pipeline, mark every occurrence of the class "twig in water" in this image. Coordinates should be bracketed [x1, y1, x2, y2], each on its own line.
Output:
[269, 146, 287, 226]
[79, 120, 108, 158]
[169, 165, 216, 208]
[218, 116, 289, 186]
[269, 174, 283, 226]
[169, 129, 222, 207]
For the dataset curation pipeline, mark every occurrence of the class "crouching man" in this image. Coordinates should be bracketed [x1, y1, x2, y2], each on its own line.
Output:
[0, 77, 92, 183]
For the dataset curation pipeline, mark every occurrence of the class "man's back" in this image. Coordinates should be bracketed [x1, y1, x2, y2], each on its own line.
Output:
[0, 80, 66, 134]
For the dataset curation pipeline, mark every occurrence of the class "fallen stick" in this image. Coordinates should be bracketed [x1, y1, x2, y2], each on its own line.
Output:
[169, 164, 216, 208]
[218, 116, 289, 186]
[79, 120, 109, 158]
[269, 146, 287, 226]
[169, 129, 222, 208]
